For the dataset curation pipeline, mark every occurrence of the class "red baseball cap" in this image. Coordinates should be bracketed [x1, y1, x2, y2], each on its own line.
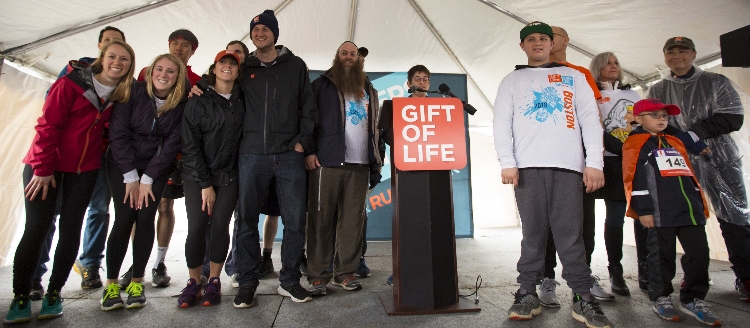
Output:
[633, 98, 681, 116]
[214, 50, 241, 64]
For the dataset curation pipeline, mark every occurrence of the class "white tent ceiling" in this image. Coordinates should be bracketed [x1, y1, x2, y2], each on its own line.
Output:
[2, 0, 749, 127]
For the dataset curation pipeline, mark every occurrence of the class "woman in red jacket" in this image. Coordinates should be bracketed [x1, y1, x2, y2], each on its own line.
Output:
[100, 53, 187, 311]
[6, 40, 135, 324]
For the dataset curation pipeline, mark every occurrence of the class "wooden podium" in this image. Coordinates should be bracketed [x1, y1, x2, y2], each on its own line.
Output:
[378, 98, 480, 315]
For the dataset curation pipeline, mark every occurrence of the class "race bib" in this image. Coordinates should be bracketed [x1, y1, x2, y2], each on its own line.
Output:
[654, 148, 693, 177]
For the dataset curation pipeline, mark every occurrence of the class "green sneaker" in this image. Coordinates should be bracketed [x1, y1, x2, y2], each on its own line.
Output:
[101, 283, 124, 311]
[125, 282, 147, 309]
[4, 295, 31, 324]
[38, 291, 63, 320]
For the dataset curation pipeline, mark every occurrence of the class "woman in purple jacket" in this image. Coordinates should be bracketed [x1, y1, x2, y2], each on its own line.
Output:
[100, 54, 187, 311]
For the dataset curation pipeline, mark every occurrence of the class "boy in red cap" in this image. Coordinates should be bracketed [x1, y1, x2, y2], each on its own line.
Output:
[622, 98, 721, 326]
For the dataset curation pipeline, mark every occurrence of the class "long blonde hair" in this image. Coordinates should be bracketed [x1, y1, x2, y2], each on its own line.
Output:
[90, 40, 136, 103]
[145, 53, 186, 115]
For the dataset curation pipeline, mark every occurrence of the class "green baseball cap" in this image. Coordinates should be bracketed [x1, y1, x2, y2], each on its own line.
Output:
[520, 21, 553, 40]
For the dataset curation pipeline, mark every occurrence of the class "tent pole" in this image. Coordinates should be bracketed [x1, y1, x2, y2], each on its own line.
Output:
[407, 0, 493, 113]
[348, 0, 359, 41]
[0, 0, 179, 57]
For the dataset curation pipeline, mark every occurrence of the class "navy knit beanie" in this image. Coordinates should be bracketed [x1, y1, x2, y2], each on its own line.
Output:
[250, 10, 279, 44]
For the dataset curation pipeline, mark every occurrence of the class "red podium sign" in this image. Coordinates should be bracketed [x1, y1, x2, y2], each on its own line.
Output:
[393, 97, 467, 171]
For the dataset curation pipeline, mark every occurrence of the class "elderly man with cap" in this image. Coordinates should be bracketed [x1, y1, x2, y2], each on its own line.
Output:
[220, 9, 318, 308]
[648, 36, 750, 305]
[494, 21, 610, 328]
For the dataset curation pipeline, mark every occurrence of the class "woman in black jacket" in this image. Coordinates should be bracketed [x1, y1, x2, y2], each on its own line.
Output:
[177, 50, 243, 308]
[101, 53, 187, 311]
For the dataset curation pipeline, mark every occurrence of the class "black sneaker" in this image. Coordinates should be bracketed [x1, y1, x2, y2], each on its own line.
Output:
[260, 258, 274, 278]
[30, 278, 45, 301]
[508, 289, 541, 320]
[355, 257, 371, 277]
[125, 282, 147, 308]
[572, 293, 613, 328]
[82, 269, 103, 289]
[233, 285, 257, 308]
[152, 262, 171, 287]
[118, 267, 133, 289]
[278, 283, 312, 303]
[100, 283, 124, 311]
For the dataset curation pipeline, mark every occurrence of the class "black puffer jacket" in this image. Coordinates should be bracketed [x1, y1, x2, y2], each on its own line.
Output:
[108, 81, 186, 179]
[238, 46, 317, 154]
[181, 80, 244, 188]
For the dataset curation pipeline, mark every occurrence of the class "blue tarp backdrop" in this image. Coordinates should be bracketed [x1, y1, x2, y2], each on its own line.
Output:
[259, 71, 474, 241]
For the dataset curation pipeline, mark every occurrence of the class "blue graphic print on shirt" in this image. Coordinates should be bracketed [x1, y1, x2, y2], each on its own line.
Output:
[346, 91, 370, 126]
[524, 86, 563, 123]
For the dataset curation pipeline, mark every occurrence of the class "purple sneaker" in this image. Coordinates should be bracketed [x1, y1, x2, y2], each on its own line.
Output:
[202, 277, 222, 306]
[177, 278, 202, 308]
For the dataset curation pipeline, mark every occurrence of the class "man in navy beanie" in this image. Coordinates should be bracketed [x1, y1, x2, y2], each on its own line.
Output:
[230, 9, 318, 308]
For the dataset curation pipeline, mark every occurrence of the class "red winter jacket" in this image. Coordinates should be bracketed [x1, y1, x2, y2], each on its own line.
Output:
[23, 66, 113, 176]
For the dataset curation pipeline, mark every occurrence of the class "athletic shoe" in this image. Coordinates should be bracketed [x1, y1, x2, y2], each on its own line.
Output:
[386, 275, 393, 286]
[118, 267, 133, 289]
[38, 290, 63, 320]
[590, 275, 615, 301]
[680, 298, 722, 326]
[539, 278, 561, 308]
[572, 293, 612, 328]
[202, 277, 222, 306]
[125, 282, 147, 308]
[355, 257, 371, 277]
[233, 285, 257, 308]
[507, 289, 541, 320]
[299, 256, 308, 276]
[278, 283, 312, 303]
[326, 263, 333, 275]
[736, 278, 750, 302]
[30, 278, 44, 301]
[260, 258, 274, 278]
[652, 296, 681, 322]
[152, 262, 171, 287]
[308, 280, 327, 296]
[200, 275, 208, 286]
[4, 295, 31, 324]
[177, 278, 202, 308]
[230, 273, 239, 288]
[73, 259, 103, 289]
[332, 276, 362, 291]
[100, 283, 124, 311]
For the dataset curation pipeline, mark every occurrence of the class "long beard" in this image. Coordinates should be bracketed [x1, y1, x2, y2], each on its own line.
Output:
[329, 57, 365, 100]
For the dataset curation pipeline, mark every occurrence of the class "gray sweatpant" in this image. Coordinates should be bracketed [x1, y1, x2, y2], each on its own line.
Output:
[515, 168, 593, 295]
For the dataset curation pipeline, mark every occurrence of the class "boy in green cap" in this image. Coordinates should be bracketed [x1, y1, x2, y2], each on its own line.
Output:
[493, 21, 612, 328]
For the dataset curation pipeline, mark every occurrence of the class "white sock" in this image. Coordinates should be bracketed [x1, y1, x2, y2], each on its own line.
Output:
[154, 246, 168, 269]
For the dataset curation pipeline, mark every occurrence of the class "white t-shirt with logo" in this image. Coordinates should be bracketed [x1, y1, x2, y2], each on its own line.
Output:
[493, 66, 604, 172]
[344, 90, 370, 164]
[598, 89, 641, 156]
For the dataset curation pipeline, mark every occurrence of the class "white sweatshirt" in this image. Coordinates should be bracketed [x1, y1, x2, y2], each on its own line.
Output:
[493, 65, 604, 173]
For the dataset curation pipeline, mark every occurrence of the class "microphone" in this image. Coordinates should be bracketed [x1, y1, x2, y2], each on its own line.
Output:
[438, 83, 477, 115]
[407, 86, 428, 93]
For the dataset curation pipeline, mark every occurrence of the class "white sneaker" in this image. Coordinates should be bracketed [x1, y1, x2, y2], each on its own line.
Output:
[539, 278, 561, 307]
[230, 273, 239, 288]
[591, 275, 615, 301]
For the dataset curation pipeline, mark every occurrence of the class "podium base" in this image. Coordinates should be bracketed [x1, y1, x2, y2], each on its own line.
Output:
[379, 294, 481, 316]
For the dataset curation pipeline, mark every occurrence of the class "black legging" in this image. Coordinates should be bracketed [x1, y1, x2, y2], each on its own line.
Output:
[14, 165, 98, 294]
[184, 180, 238, 269]
[105, 159, 169, 279]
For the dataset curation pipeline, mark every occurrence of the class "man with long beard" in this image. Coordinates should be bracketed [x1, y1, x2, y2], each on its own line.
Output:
[305, 41, 382, 296]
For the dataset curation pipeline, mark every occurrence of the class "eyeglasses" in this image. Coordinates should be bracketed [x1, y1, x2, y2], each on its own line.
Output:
[639, 112, 669, 120]
[553, 33, 568, 38]
[412, 77, 430, 82]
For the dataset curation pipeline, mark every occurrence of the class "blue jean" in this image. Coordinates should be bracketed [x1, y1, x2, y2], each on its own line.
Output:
[32, 153, 111, 279]
[235, 151, 307, 287]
